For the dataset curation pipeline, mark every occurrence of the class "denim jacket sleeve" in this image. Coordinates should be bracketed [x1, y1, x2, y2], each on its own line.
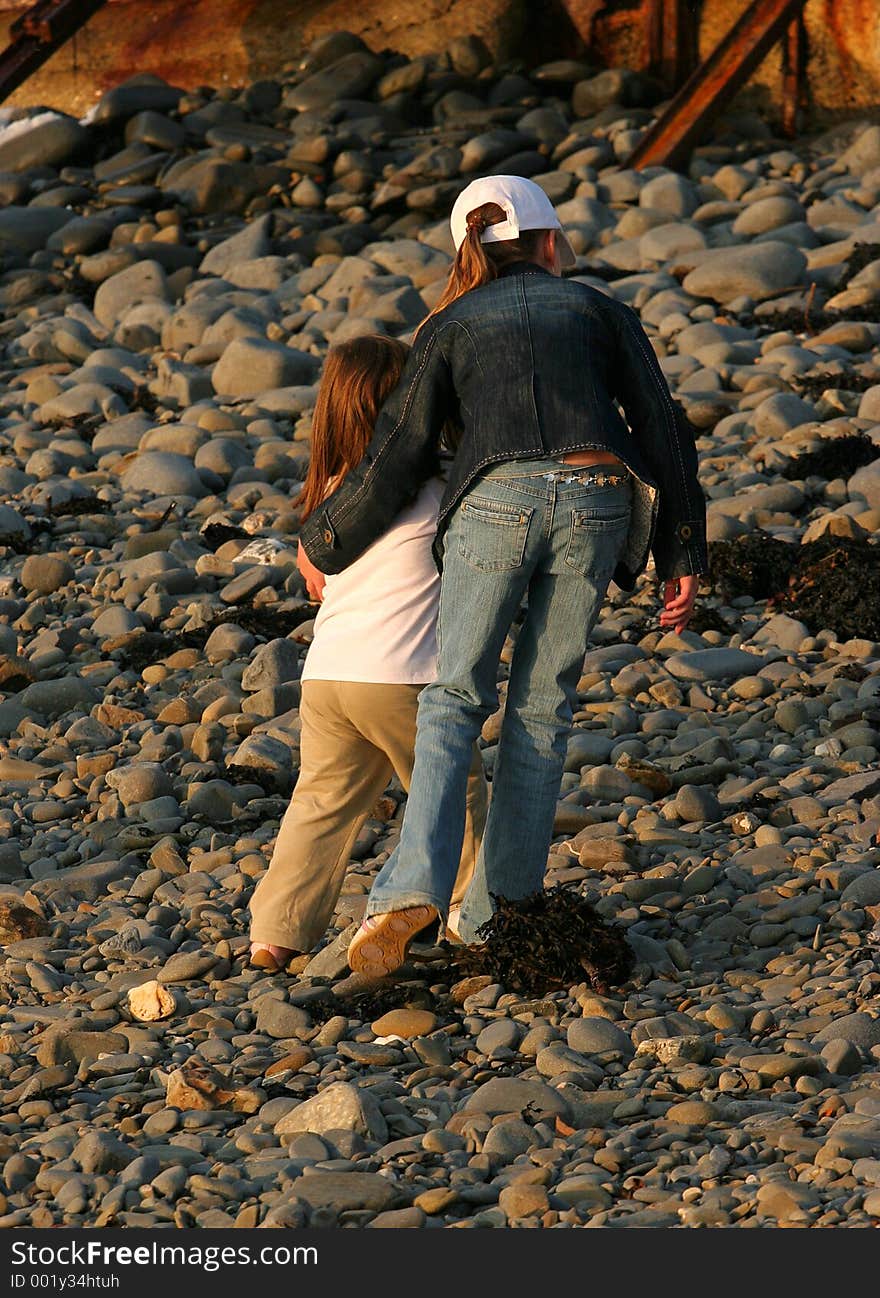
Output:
[609, 302, 708, 582]
[299, 322, 451, 573]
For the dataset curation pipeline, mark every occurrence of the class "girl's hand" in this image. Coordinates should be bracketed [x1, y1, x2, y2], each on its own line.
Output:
[660, 574, 699, 634]
[297, 540, 326, 603]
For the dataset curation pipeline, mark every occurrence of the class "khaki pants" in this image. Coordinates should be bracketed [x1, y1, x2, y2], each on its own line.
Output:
[249, 679, 488, 952]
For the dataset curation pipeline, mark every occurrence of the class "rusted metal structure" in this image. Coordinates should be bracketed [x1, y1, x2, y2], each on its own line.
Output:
[646, 0, 699, 90]
[628, 0, 809, 169]
[0, 0, 875, 155]
[0, 0, 105, 103]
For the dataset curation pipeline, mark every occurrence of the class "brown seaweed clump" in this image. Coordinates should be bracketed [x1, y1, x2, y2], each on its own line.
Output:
[777, 540, 880, 641]
[710, 531, 880, 641]
[452, 886, 634, 997]
[779, 433, 879, 481]
[709, 532, 797, 600]
[112, 602, 314, 670]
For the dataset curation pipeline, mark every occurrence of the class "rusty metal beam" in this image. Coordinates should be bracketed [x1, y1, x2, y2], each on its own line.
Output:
[628, 0, 808, 171]
[0, 0, 107, 104]
[782, 11, 808, 138]
[649, 0, 698, 91]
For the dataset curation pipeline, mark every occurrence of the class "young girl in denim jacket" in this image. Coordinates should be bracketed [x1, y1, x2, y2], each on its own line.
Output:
[300, 175, 707, 975]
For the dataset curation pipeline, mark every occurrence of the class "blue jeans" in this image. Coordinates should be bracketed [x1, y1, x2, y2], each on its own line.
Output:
[366, 458, 632, 943]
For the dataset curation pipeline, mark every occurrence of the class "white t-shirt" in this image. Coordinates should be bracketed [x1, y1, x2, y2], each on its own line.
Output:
[301, 477, 443, 685]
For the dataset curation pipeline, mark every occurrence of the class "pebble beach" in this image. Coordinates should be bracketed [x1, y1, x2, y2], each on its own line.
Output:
[2, 31, 880, 1229]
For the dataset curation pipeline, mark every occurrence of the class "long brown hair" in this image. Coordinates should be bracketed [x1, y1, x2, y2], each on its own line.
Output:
[420, 202, 549, 332]
[297, 335, 410, 521]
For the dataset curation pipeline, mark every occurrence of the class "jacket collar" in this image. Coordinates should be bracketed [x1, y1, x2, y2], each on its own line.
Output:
[497, 261, 553, 279]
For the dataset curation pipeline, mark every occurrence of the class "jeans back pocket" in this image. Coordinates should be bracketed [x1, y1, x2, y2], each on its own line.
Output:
[564, 506, 629, 577]
[458, 496, 533, 572]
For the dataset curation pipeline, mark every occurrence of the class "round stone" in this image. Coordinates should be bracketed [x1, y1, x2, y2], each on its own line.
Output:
[20, 554, 74, 594]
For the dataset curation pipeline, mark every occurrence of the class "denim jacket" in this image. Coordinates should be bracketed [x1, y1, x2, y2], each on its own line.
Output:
[300, 262, 707, 587]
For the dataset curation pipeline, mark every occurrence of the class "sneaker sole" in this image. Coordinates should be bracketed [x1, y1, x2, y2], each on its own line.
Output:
[347, 905, 438, 977]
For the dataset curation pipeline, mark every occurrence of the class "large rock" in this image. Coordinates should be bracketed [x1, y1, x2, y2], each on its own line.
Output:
[286, 51, 384, 112]
[749, 613, 809, 653]
[241, 638, 301, 692]
[120, 451, 207, 498]
[365, 238, 451, 287]
[849, 460, 880, 510]
[639, 173, 699, 218]
[857, 386, 880, 421]
[813, 1013, 880, 1050]
[37, 1029, 128, 1068]
[20, 555, 74, 595]
[105, 762, 173, 808]
[665, 648, 768, 683]
[818, 770, 880, 807]
[93, 261, 170, 330]
[73, 1131, 134, 1175]
[839, 125, 880, 176]
[463, 1076, 569, 1117]
[274, 1081, 388, 1141]
[201, 214, 273, 277]
[0, 504, 30, 541]
[20, 677, 98, 719]
[91, 75, 183, 124]
[287, 1171, 401, 1213]
[254, 996, 311, 1039]
[0, 112, 87, 172]
[0, 898, 50, 943]
[752, 392, 817, 438]
[33, 857, 133, 903]
[682, 242, 806, 304]
[567, 1017, 634, 1057]
[226, 734, 293, 788]
[0, 207, 73, 253]
[160, 156, 282, 214]
[212, 337, 319, 398]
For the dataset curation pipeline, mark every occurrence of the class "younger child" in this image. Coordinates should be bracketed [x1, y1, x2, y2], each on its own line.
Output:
[249, 335, 487, 970]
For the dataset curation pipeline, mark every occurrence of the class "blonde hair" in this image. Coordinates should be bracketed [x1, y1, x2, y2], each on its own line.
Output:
[419, 202, 550, 332]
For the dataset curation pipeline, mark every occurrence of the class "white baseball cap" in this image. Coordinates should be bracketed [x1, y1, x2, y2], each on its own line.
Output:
[450, 174, 577, 270]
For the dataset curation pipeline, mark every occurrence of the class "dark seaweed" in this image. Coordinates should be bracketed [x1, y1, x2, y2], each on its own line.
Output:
[451, 886, 634, 997]
[200, 522, 249, 547]
[111, 632, 179, 671]
[843, 242, 880, 280]
[46, 494, 112, 518]
[109, 602, 314, 669]
[777, 540, 880, 641]
[222, 762, 293, 795]
[793, 371, 879, 403]
[326, 982, 444, 1022]
[0, 520, 51, 554]
[709, 532, 797, 600]
[779, 433, 879, 481]
[709, 530, 880, 641]
[222, 604, 313, 640]
[688, 605, 731, 634]
[747, 302, 880, 333]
